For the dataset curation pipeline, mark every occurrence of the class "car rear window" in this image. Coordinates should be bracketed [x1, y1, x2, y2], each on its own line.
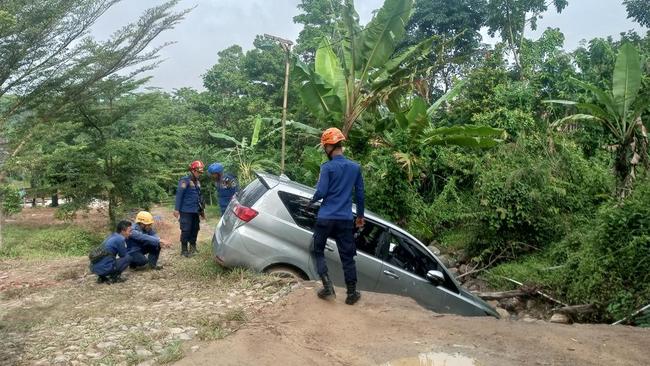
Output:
[278, 191, 318, 230]
[237, 179, 268, 207]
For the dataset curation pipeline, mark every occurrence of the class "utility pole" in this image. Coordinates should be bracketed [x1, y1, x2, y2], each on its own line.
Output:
[263, 34, 293, 175]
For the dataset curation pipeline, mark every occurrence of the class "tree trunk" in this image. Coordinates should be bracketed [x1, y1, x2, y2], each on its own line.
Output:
[108, 190, 117, 227]
[51, 193, 59, 207]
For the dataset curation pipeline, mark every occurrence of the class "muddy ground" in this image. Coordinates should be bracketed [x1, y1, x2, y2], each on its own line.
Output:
[1, 207, 649, 365]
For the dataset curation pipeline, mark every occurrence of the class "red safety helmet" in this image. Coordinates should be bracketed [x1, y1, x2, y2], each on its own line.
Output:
[320, 127, 346, 146]
[189, 160, 204, 172]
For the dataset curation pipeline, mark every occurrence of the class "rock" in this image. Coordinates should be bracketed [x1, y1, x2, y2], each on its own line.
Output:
[191, 345, 200, 352]
[521, 314, 538, 323]
[136, 361, 155, 366]
[448, 268, 459, 277]
[550, 313, 572, 324]
[177, 332, 192, 340]
[86, 351, 102, 358]
[458, 264, 469, 274]
[499, 297, 522, 312]
[53, 355, 69, 364]
[437, 255, 451, 268]
[447, 257, 458, 268]
[427, 244, 441, 255]
[135, 348, 153, 358]
[169, 328, 184, 334]
[496, 308, 510, 319]
[96, 341, 115, 350]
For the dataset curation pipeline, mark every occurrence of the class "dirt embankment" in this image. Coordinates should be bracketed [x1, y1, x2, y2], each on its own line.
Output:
[176, 284, 650, 366]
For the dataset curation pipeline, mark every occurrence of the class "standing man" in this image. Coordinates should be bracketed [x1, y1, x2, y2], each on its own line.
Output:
[311, 127, 365, 305]
[207, 162, 239, 214]
[90, 220, 132, 284]
[174, 160, 205, 257]
[127, 211, 170, 270]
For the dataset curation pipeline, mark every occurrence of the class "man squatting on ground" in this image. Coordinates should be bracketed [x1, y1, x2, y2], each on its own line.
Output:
[127, 211, 170, 270]
[311, 127, 365, 305]
[90, 220, 132, 284]
[174, 160, 205, 257]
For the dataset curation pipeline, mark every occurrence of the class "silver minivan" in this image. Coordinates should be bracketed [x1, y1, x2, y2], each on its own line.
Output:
[212, 171, 498, 317]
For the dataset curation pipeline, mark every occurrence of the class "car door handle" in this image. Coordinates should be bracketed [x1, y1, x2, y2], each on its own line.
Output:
[325, 244, 334, 252]
[383, 270, 399, 279]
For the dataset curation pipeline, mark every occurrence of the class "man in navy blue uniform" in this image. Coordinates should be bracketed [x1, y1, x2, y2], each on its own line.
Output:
[311, 127, 365, 305]
[174, 160, 205, 257]
[90, 220, 132, 284]
[207, 162, 239, 214]
[127, 211, 170, 270]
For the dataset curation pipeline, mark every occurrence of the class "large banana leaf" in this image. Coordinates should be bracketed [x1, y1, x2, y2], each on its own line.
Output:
[209, 131, 241, 147]
[405, 96, 428, 134]
[359, 0, 413, 80]
[315, 38, 347, 110]
[570, 77, 619, 122]
[422, 125, 507, 148]
[294, 59, 342, 120]
[427, 79, 467, 118]
[251, 116, 262, 147]
[612, 43, 642, 120]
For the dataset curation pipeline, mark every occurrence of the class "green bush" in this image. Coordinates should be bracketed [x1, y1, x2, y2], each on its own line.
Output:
[469, 134, 612, 259]
[0, 184, 22, 216]
[554, 180, 650, 321]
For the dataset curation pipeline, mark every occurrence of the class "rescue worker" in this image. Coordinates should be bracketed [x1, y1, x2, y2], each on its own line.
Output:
[127, 211, 170, 270]
[207, 162, 239, 214]
[90, 220, 132, 284]
[174, 160, 205, 257]
[310, 127, 365, 305]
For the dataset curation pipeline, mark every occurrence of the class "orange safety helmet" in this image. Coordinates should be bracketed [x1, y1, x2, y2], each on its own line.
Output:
[189, 160, 204, 172]
[320, 127, 346, 146]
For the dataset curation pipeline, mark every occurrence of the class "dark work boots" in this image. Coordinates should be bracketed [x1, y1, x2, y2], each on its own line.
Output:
[189, 243, 198, 256]
[317, 274, 336, 299]
[181, 242, 189, 257]
[345, 282, 361, 305]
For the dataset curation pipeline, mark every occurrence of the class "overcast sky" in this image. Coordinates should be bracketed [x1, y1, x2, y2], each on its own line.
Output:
[90, 0, 647, 91]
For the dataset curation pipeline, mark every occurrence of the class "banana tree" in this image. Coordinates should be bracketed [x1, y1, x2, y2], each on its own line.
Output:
[295, 0, 444, 135]
[546, 43, 649, 197]
[209, 116, 319, 183]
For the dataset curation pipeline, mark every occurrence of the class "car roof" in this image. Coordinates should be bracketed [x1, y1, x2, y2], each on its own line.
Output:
[254, 170, 414, 239]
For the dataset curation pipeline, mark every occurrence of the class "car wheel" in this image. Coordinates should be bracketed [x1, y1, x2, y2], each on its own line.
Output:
[265, 266, 306, 281]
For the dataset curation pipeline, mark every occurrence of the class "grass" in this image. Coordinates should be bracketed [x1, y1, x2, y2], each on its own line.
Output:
[157, 341, 183, 364]
[0, 225, 102, 258]
[484, 253, 563, 291]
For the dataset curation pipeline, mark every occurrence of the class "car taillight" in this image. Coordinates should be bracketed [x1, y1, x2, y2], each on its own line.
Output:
[233, 204, 258, 222]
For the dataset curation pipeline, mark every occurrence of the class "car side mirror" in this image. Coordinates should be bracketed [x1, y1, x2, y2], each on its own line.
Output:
[426, 270, 445, 286]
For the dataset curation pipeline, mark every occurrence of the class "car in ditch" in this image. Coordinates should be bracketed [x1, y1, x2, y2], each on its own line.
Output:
[212, 171, 498, 317]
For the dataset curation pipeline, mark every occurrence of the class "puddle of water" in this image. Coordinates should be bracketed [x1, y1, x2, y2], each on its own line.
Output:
[381, 351, 477, 366]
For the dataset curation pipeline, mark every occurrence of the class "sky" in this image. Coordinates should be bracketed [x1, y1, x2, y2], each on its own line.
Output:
[90, 0, 647, 91]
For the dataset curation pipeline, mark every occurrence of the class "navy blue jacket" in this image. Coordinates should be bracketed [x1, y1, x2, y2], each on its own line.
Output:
[126, 223, 160, 254]
[91, 233, 130, 276]
[215, 172, 239, 213]
[175, 175, 202, 213]
[312, 155, 365, 220]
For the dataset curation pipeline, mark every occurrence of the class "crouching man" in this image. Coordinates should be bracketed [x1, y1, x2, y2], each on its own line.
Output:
[90, 220, 132, 284]
[127, 211, 171, 270]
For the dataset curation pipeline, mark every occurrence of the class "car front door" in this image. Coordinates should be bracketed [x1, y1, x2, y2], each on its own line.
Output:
[375, 230, 469, 314]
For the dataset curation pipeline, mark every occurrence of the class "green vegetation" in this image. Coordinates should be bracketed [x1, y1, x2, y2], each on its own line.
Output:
[1, 0, 649, 323]
[0, 225, 102, 258]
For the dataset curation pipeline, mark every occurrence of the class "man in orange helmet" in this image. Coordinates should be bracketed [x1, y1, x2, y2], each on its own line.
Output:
[310, 127, 365, 305]
[174, 160, 205, 257]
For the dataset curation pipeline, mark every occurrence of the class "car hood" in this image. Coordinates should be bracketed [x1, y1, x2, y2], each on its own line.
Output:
[459, 287, 500, 318]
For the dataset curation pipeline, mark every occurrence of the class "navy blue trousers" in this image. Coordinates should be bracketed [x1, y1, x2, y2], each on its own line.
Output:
[179, 212, 200, 245]
[312, 218, 357, 284]
[94, 256, 130, 277]
[129, 246, 160, 268]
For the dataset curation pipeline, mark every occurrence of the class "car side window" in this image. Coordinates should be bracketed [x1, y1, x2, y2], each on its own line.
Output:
[277, 191, 318, 231]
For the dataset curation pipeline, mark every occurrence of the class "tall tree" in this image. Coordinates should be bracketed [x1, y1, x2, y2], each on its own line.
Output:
[293, 0, 344, 61]
[624, 0, 650, 27]
[404, 0, 488, 92]
[485, 0, 568, 71]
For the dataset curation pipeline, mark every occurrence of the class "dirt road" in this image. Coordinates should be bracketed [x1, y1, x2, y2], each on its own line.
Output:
[176, 284, 649, 366]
